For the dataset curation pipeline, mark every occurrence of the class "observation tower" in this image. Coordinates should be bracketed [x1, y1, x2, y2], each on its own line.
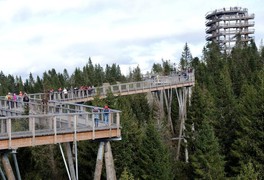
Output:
[205, 7, 255, 53]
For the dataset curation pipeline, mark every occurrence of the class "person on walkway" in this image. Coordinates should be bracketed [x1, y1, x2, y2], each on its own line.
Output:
[5, 92, 12, 109]
[93, 107, 100, 127]
[49, 89, 54, 100]
[103, 105, 110, 125]
[63, 88, 68, 99]
[58, 87, 62, 99]
[13, 93, 17, 108]
[23, 93, 30, 113]
[18, 91, 23, 107]
[23, 93, 29, 106]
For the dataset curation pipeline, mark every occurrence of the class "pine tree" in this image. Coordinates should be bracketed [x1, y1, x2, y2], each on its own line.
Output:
[111, 97, 144, 178]
[180, 43, 192, 70]
[190, 120, 225, 179]
[237, 162, 259, 180]
[119, 167, 135, 180]
[152, 63, 163, 74]
[230, 69, 264, 178]
[137, 122, 174, 180]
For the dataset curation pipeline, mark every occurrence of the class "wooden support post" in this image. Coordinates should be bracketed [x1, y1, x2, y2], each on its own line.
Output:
[64, 142, 76, 180]
[151, 91, 165, 128]
[1, 152, 16, 180]
[104, 141, 116, 180]
[94, 142, 105, 180]
[0, 164, 6, 180]
[160, 90, 164, 123]
[12, 150, 21, 180]
[163, 88, 174, 134]
[175, 87, 188, 161]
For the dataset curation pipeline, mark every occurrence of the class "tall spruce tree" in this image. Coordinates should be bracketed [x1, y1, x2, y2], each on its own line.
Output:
[230, 69, 264, 178]
[112, 97, 144, 179]
[190, 120, 225, 179]
[180, 43, 192, 70]
[137, 122, 174, 180]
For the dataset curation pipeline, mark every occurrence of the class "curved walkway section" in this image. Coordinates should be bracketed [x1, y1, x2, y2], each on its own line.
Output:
[29, 71, 195, 103]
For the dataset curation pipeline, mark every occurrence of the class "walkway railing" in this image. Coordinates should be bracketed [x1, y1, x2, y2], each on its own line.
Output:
[28, 71, 195, 102]
[0, 111, 121, 150]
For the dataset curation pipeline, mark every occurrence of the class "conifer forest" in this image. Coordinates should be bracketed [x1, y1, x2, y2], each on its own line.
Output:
[0, 40, 263, 179]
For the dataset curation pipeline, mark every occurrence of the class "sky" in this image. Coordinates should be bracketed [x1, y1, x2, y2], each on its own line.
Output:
[0, 0, 263, 79]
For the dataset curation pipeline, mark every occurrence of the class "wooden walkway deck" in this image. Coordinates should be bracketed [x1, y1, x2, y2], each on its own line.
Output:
[0, 72, 194, 150]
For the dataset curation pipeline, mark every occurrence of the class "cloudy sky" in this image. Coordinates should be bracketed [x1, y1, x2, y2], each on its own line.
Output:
[0, 0, 263, 79]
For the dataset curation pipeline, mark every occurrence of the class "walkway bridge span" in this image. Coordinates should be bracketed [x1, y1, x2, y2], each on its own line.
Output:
[0, 97, 121, 179]
[0, 71, 194, 179]
[29, 71, 195, 103]
[0, 98, 121, 150]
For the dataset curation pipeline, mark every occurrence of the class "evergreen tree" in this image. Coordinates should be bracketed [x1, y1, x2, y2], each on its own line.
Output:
[162, 59, 173, 75]
[237, 162, 259, 180]
[152, 63, 163, 74]
[137, 122, 174, 180]
[78, 141, 99, 180]
[119, 167, 135, 180]
[72, 67, 85, 87]
[94, 64, 105, 86]
[131, 65, 142, 81]
[230, 69, 264, 177]
[180, 43, 193, 70]
[34, 75, 43, 93]
[112, 97, 144, 179]
[190, 120, 225, 179]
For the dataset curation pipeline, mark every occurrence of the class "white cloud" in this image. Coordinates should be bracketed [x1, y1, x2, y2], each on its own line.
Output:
[0, 0, 263, 78]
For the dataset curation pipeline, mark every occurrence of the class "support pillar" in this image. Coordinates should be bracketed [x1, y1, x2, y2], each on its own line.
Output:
[64, 142, 76, 180]
[159, 90, 164, 125]
[1, 152, 15, 180]
[0, 165, 6, 180]
[104, 141, 116, 180]
[151, 89, 174, 133]
[151, 91, 165, 128]
[163, 88, 174, 134]
[175, 87, 188, 161]
[94, 142, 105, 180]
[12, 149, 21, 180]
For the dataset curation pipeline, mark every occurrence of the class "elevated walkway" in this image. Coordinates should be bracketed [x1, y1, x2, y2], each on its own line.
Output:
[0, 71, 195, 179]
[0, 71, 194, 150]
[0, 97, 121, 150]
[30, 71, 195, 103]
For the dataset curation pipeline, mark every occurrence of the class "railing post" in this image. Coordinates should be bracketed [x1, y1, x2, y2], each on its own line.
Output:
[31, 117, 35, 146]
[7, 119, 11, 149]
[54, 116, 57, 144]
[92, 114, 95, 140]
[116, 112, 120, 129]
[73, 115, 78, 180]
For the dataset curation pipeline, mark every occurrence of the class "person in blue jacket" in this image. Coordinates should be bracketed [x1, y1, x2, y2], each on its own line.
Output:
[103, 105, 110, 125]
[93, 107, 100, 127]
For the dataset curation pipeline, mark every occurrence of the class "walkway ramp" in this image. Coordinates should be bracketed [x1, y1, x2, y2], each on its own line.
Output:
[29, 71, 195, 103]
[0, 98, 121, 150]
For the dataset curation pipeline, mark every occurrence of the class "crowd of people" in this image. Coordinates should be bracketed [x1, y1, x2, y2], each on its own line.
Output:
[49, 86, 95, 100]
[5, 91, 29, 109]
[4, 89, 112, 128]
